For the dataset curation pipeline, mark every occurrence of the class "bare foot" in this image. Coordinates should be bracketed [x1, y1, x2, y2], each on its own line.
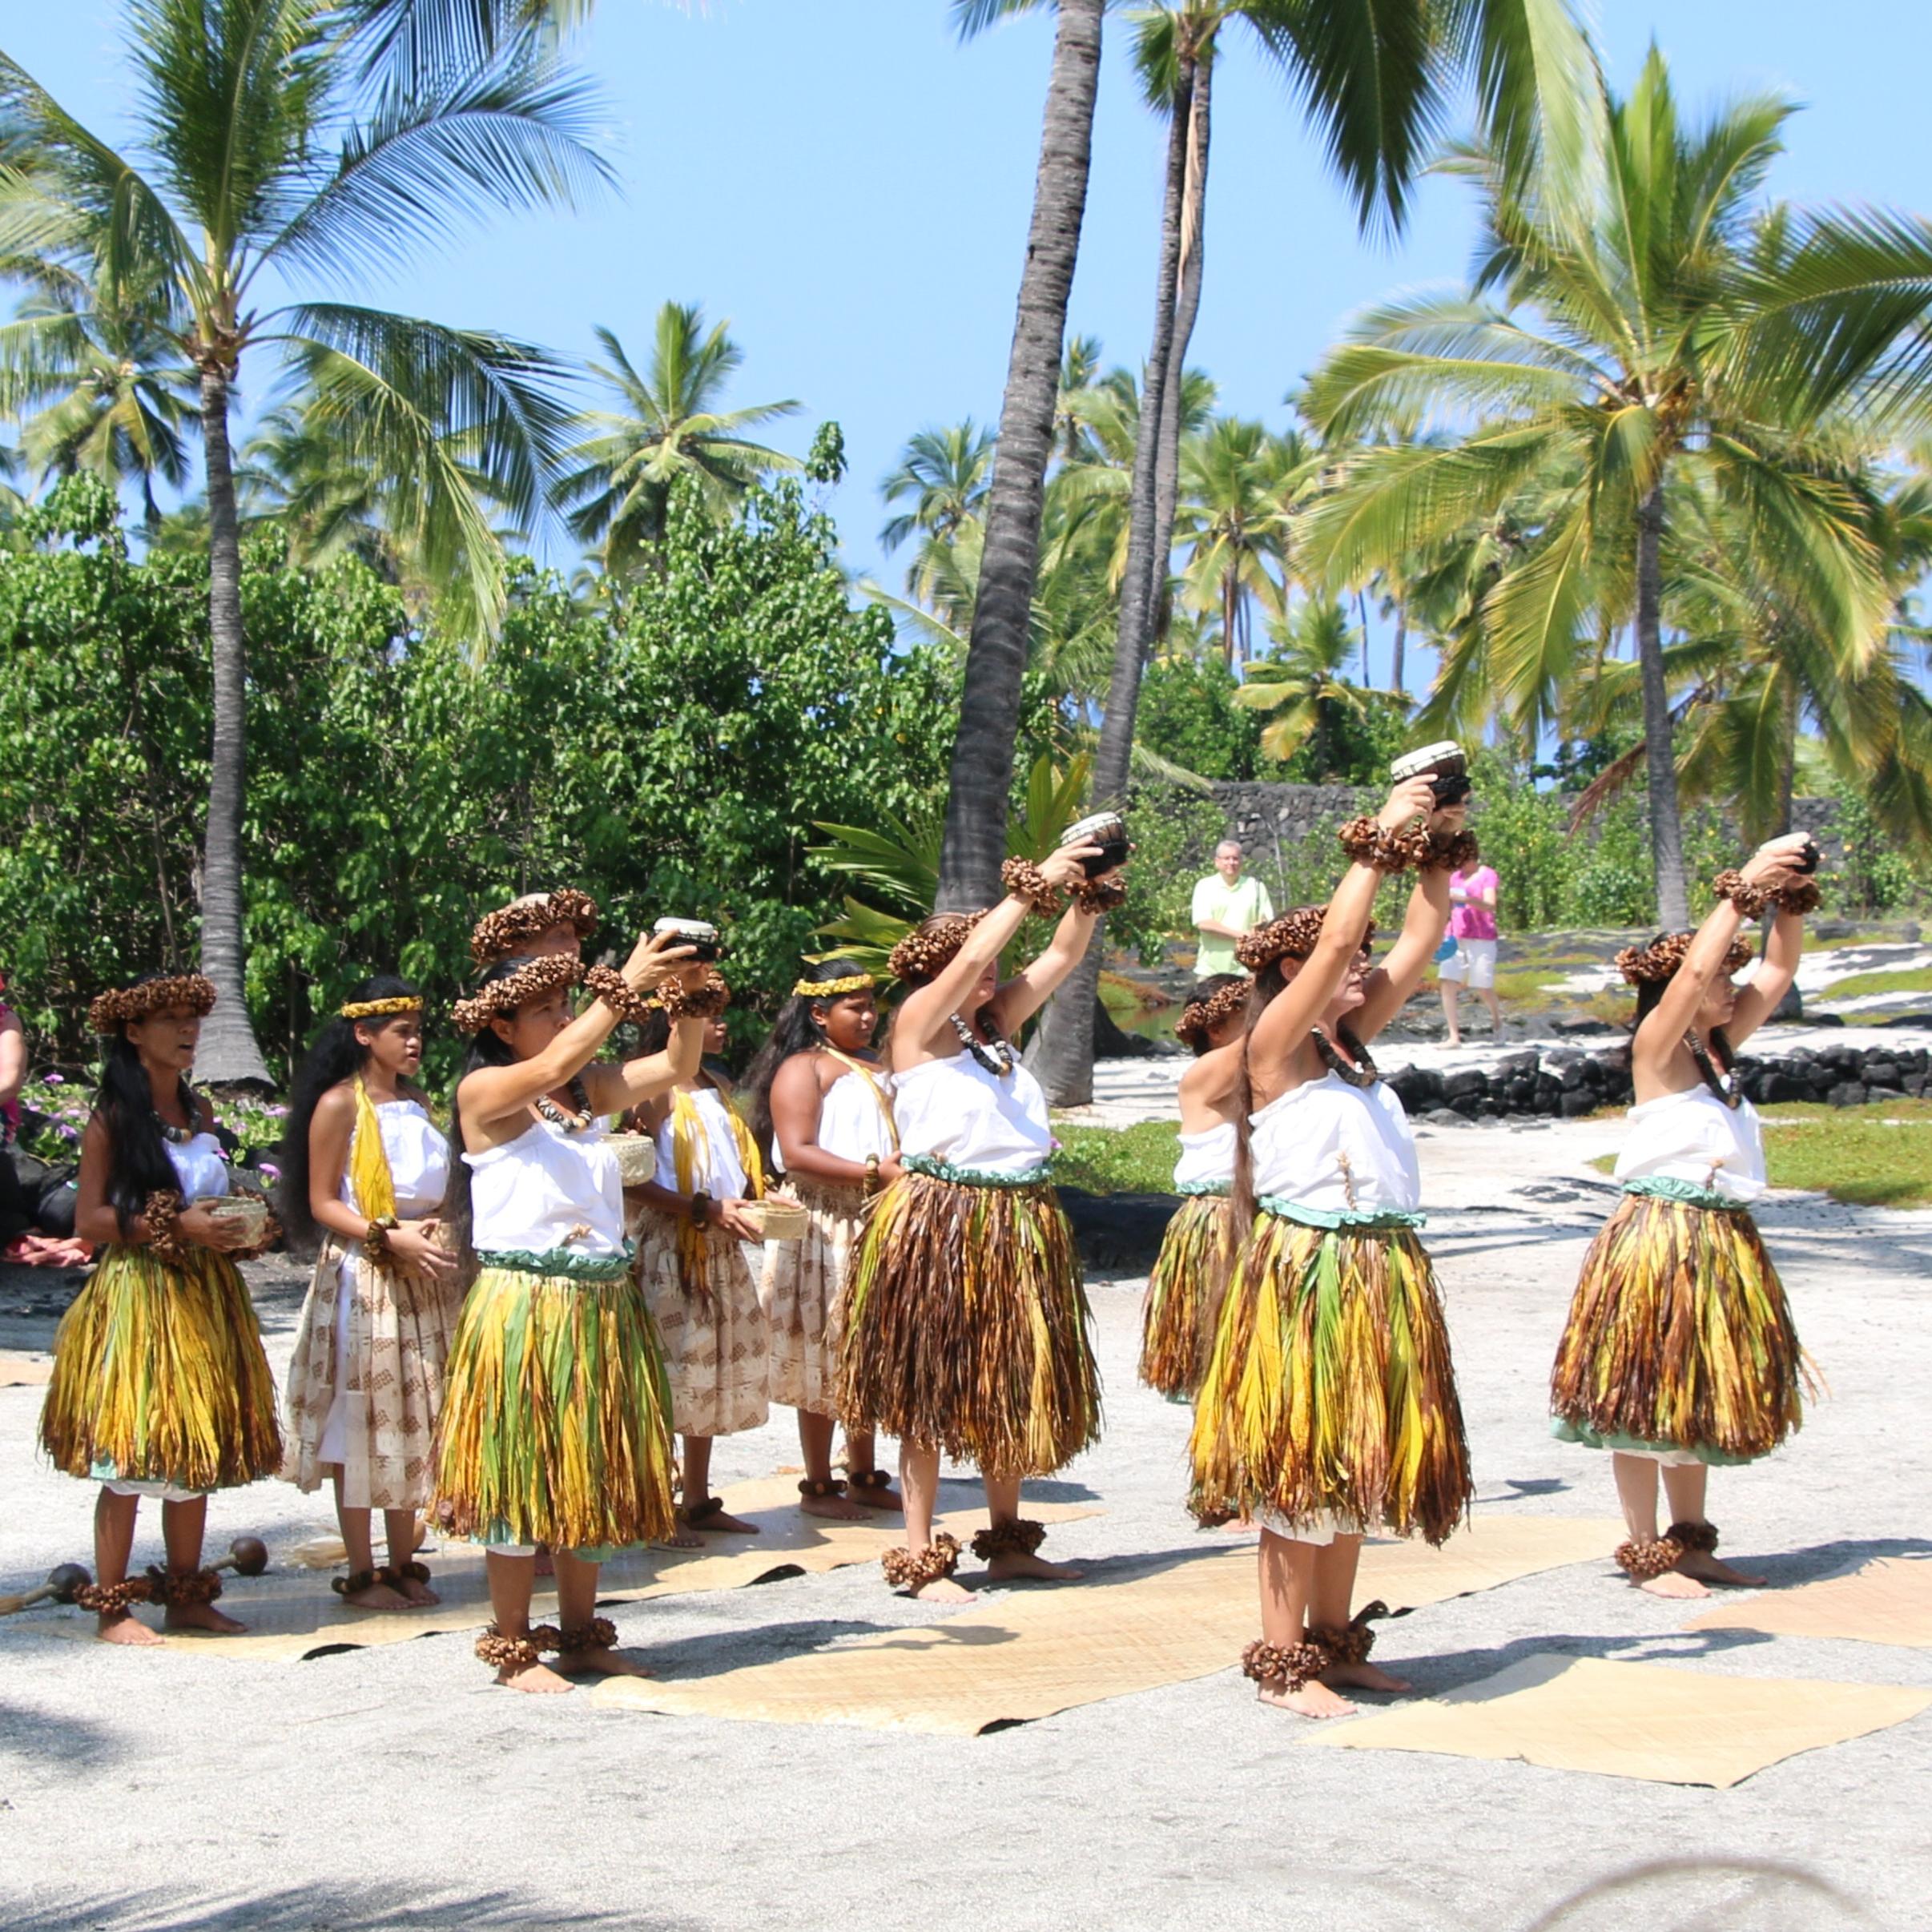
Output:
[799, 1492, 870, 1523]
[986, 1552, 1083, 1584]
[1322, 1660, 1412, 1694]
[96, 1611, 163, 1648]
[682, 1507, 759, 1536]
[336, 1580, 414, 1613]
[1258, 1678, 1357, 1717]
[1679, 1552, 1767, 1588]
[656, 1525, 705, 1551]
[912, 1576, 973, 1604]
[164, 1601, 246, 1636]
[1638, 1569, 1711, 1599]
[497, 1659, 573, 1694]
[393, 1576, 440, 1607]
[844, 1481, 902, 1511]
[553, 1644, 654, 1680]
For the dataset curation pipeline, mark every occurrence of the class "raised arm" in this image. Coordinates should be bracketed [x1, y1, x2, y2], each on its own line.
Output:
[989, 869, 1116, 1034]
[1728, 879, 1811, 1044]
[1354, 861, 1455, 1043]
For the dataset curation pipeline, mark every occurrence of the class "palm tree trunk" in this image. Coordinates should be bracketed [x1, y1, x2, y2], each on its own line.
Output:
[1391, 606, 1407, 698]
[1775, 670, 1798, 836]
[935, 0, 1105, 912]
[192, 365, 272, 1087]
[1635, 480, 1689, 928]
[1150, 54, 1210, 649]
[1032, 39, 1191, 1109]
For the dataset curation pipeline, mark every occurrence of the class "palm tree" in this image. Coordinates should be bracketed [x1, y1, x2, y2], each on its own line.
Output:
[1235, 597, 1400, 771]
[1302, 50, 1932, 924]
[1, 0, 606, 1081]
[558, 304, 800, 576]
[878, 418, 996, 601]
[936, 0, 1106, 911]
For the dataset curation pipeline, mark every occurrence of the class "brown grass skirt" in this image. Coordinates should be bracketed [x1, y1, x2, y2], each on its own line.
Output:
[1188, 1212, 1471, 1544]
[1550, 1191, 1806, 1463]
[835, 1170, 1100, 1479]
[759, 1177, 866, 1419]
[1138, 1192, 1236, 1399]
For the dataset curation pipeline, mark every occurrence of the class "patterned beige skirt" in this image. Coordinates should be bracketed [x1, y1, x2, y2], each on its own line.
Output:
[633, 1208, 771, 1439]
[282, 1242, 464, 1511]
[759, 1177, 867, 1419]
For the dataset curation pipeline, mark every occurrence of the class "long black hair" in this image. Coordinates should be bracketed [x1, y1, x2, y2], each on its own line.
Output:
[1632, 939, 1737, 1089]
[739, 956, 872, 1165]
[94, 979, 200, 1237]
[437, 959, 525, 1266]
[277, 974, 421, 1250]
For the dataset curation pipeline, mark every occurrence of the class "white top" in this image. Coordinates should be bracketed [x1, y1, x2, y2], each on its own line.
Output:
[654, 1085, 748, 1199]
[167, 1129, 231, 1201]
[893, 1051, 1053, 1176]
[1172, 1121, 1237, 1190]
[1250, 1073, 1421, 1215]
[1615, 1085, 1767, 1201]
[342, 1098, 449, 1218]
[816, 1066, 896, 1165]
[465, 1117, 626, 1256]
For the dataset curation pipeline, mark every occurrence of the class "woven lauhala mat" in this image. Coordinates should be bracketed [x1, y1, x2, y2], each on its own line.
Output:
[590, 1512, 1619, 1734]
[1683, 1557, 1932, 1651]
[0, 1352, 53, 1387]
[1303, 1653, 1931, 1788]
[14, 1474, 1097, 1660]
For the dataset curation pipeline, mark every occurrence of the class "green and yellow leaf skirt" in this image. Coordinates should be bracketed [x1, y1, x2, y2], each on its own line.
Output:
[1138, 1190, 1237, 1399]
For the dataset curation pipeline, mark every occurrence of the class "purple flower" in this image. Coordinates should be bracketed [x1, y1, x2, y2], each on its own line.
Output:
[42, 1073, 63, 1086]
[57, 1123, 79, 1141]
[257, 1161, 282, 1181]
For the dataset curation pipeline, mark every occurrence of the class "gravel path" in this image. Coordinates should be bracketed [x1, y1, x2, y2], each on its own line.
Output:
[0, 1117, 1926, 1932]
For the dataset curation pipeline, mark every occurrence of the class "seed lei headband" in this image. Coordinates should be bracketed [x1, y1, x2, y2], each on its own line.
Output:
[87, 974, 219, 1035]
[793, 972, 874, 998]
[452, 954, 585, 1035]
[340, 996, 423, 1020]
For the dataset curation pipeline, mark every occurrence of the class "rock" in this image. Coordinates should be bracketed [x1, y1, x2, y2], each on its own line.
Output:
[1495, 1050, 1540, 1081]
[1770, 981, 1804, 1023]
[1862, 1061, 1902, 1090]
[1504, 1078, 1538, 1105]
[1421, 1108, 1468, 1128]
[1560, 1090, 1598, 1118]
[1056, 1188, 1177, 1273]
[1905, 1074, 1926, 1097]
[1443, 1069, 1489, 1101]
[1826, 1081, 1869, 1109]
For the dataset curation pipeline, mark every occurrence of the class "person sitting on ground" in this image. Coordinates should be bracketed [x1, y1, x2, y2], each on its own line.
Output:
[1191, 841, 1274, 980]
[1439, 855, 1503, 1044]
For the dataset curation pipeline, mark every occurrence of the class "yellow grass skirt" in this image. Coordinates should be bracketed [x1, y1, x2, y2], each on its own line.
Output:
[836, 1169, 1100, 1479]
[282, 1242, 464, 1510]
[1188, 1210, 1471, 1544]
[1138, 1191, 1236, 1399]
[39, 1242, 282, 1491]
[1550, 1190, 1806, 1464]
[430, 1258, 676, 1552]
[759, 1177, 866, 1420]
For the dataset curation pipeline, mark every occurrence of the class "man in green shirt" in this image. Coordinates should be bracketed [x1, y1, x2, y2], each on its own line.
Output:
[1190, 839, 1274, 977]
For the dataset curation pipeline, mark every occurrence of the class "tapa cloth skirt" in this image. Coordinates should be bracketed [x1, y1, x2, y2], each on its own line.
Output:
[1138, 1191, 1236, 1399]
[634, 1209, 771, 1439]
[282, 1241, 463, 1510]
[40, 1242, 281, 1492]
[1188, 1210, 1471, 1545]
[759, 1177, 866, 1419]
[835, 1169, 1100, 1479]
[429, 1258, 676, 1552]
[1550, 1190, 1806, 1465]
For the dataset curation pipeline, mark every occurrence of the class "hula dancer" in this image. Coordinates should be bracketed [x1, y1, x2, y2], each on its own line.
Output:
[1139, 973, 1248, 1399]
[40, 976, 282, 1643]
[744, 958, 902, 1519]
[1189, 777, 1473, 1716]
[628, 974, 774, 1544]
[432, 932, 702, 1692]
[1550, 835, 1818, 1597]
[470, 888, 599, 968]
[279, 977, 458, 1611]
[838, 834, 1119, 1600]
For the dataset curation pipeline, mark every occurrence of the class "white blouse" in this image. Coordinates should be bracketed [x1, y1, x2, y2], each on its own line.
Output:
[816, 1066, 897, 1165]
[341, 1098, 449, 1218]
[893, 1052, 1053, 1177]
[465, 1117, 626, 1256]
[1172, 1120, 1237, 1191]
[166, 1130, 231, 1202]
[653, 1086, 749, 1200]
[1250, 1073, 1421, 1216]
[1616, 1085, 1767, 1201]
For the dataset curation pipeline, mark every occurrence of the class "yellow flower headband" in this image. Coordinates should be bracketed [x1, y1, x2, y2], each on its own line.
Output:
[340, 996, 423, 1020]
[793, 972, 874, 998]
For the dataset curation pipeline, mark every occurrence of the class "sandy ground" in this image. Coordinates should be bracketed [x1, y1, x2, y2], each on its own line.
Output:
[1, 1115, 1926, 1932]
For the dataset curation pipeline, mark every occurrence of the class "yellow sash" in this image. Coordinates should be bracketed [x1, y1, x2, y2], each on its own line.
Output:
[348, 1077, 398, 1225]
[670, 1083, 765, 1284]
[819, 1048, 899, 1153]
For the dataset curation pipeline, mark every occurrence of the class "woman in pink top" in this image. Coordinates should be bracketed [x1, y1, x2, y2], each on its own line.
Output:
[1439, 860, 1503, 1044]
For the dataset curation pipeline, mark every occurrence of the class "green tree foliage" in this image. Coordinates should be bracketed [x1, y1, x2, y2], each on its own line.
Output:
[0, 475, 954, 1077]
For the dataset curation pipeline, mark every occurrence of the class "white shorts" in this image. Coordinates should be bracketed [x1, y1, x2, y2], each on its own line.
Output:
[1439, 938, 1497, 989]
[103, 1479, 203, 1503]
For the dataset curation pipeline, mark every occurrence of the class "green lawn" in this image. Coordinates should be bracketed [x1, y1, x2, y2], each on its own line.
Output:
[1053, 1120, 1181, 1194]
[1816, 966, 1932, 1001]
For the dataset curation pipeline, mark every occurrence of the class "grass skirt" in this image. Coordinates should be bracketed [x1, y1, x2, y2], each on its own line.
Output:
[759, 1177, 864, 1420]
[40, 1243, 282, 1491]
[430, 1263, 676, 1550]
[836, 1169, 1100, 1479]
[282, 1242, 463, 1510]
[1139, 1193, 1236, 1399]
[634, 1209, 771, 1439]
[1549, 1192, 1805, 1463]
[1188, 1212, 1471, 1544]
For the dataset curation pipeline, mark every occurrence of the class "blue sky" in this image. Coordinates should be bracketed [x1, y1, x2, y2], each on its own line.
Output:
[7, 1, 1932, 686]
